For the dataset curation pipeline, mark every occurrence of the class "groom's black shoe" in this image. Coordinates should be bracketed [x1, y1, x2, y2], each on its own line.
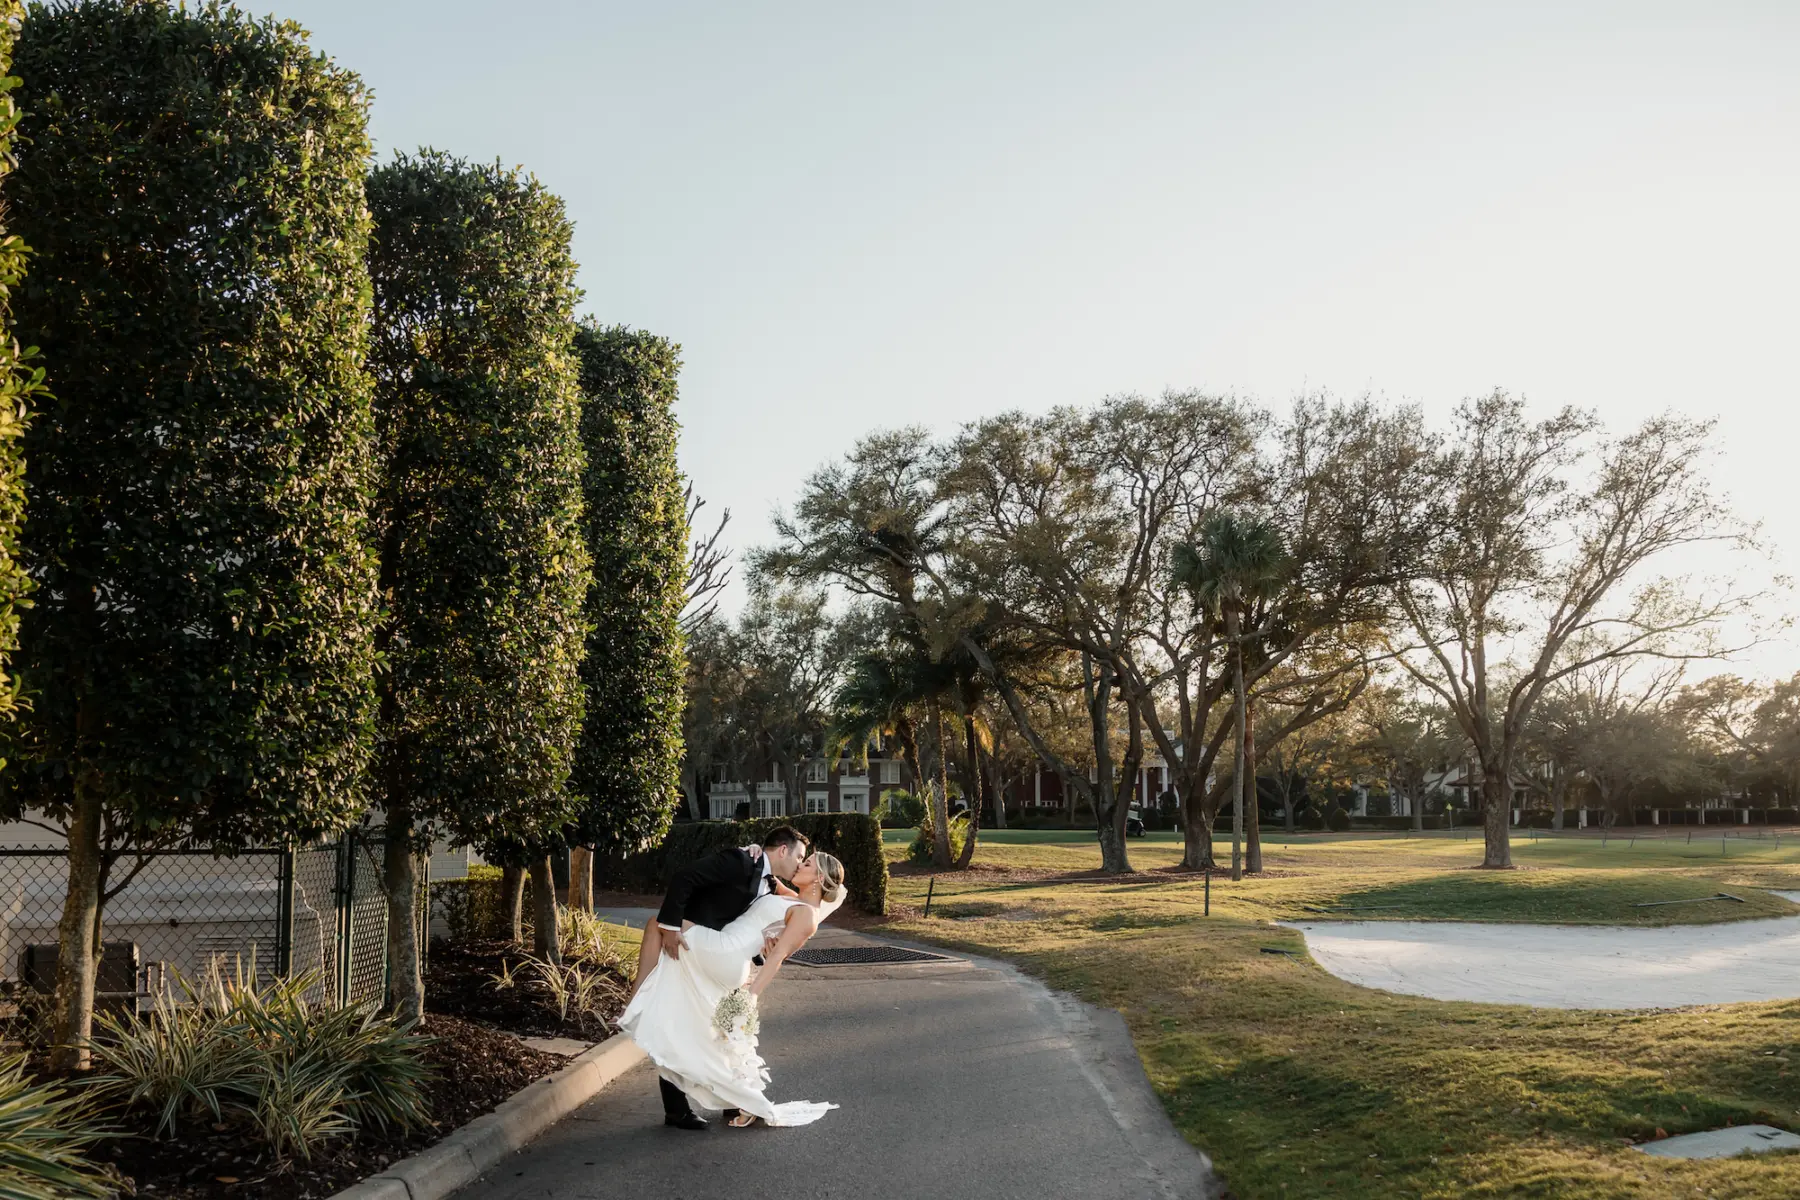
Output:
[664, 1112, 708, 1131]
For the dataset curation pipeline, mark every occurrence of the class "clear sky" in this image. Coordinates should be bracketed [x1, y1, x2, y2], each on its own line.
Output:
[276, 0, 1800, 670]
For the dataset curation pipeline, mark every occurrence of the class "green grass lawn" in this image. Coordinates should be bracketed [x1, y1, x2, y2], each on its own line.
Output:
[878, 830, 1800, 1199]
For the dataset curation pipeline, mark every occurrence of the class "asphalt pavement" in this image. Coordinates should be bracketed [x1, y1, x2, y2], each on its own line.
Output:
[450, 917, 1221, 1200]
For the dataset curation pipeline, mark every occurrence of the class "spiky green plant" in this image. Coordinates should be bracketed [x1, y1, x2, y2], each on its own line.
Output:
[557, 907, 632, 977]
[90, 964, 433, 1160]
[0, 1054, 124, 1199]
[89, 984, 262, 1137]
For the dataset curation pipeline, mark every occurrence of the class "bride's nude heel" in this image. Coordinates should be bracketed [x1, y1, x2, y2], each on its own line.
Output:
[728, 1113, 757, 1128]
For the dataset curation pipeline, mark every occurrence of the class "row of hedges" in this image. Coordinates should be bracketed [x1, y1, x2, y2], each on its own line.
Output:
[433, 864, 511, 942]
[606, 813, 888, 916]
[430, 812, 890, 941]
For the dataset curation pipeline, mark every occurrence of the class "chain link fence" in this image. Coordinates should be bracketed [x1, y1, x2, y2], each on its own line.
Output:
[0, 830, 425, 1013]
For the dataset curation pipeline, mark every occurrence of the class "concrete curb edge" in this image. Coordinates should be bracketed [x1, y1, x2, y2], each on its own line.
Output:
[329, 1031, 646, 1200]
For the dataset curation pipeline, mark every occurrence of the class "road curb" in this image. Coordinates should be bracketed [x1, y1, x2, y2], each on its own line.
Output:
[330, 1031, 645, 1200]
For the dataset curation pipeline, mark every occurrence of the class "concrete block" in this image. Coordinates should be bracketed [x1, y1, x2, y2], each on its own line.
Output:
[327, 1178, 412, 1200]
[386, 1140, 479, 1198]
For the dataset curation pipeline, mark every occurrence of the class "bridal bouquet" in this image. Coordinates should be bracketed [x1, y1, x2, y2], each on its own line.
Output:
[713, 987, 760, 1040]
[713, 987, 769, 1088]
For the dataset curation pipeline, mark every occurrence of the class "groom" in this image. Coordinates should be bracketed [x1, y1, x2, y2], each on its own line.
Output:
[640, 824, 811, 1130]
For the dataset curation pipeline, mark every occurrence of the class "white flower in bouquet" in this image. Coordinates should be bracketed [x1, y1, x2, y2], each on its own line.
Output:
[713, 986, 760, 1040]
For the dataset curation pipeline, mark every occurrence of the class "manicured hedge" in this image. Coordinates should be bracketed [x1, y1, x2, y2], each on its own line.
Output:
[608, 814, 888, 916]
[432, 865, 510, 942]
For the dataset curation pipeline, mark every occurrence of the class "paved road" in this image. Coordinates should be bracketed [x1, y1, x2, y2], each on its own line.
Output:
[453, 919, 1220, 1200]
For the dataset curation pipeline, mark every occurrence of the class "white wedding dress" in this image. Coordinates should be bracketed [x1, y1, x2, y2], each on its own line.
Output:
[619, 891, 837, 1126]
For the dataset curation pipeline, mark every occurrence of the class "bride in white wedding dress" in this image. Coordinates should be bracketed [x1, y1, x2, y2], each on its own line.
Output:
[620, 851, 846, 1128]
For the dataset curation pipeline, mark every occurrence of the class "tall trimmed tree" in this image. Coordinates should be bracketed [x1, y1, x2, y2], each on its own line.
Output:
[0, 0, 44, 724]
[367, 152, 590, 1020]
[5, 0, 381, 1068]
[562, 325, 687, 909]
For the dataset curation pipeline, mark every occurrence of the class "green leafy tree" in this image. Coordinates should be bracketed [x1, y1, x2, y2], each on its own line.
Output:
[0, 1, 42, 725]
[562, 325, 687, 910]
[367, 152, 590, 1017]
[6, 0, 380, 1067]
[1391, 394, 1754, 868]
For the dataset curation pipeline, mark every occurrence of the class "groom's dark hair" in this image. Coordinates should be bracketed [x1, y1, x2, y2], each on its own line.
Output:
[761, 825, 809, 854]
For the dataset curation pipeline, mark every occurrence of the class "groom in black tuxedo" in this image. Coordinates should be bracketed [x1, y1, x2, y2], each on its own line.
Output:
[641, 824, 810, 1130]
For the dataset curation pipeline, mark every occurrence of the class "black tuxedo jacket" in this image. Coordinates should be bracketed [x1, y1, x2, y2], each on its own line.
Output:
[657, 845, 767, 931]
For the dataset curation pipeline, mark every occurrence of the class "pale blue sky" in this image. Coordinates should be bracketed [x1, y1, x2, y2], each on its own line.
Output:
[278, 0, 1800, 667]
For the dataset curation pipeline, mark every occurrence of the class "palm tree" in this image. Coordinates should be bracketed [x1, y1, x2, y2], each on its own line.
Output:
[829, 627, 1012, 870]
[828, 645, 956, 867]
[1172, 511, 1289, 880]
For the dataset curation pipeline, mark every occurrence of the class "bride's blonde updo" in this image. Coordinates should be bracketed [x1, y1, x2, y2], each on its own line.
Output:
[813, 851, 845, 904]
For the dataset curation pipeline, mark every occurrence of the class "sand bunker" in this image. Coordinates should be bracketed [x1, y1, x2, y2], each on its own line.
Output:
[1289, 893, 1800, 1009]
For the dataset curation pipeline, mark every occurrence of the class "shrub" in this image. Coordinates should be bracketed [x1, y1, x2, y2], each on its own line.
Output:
[908, 813, 968, 866]
[90, 965, 434, 1162]
[878, 790, 926, 829]
[558, 906, 635, 981]
[0, 1053, 124, 1199]
[608, 813, 888, 915]
[1325, 805, 1352, 832]
[526, 958, 623, 1029]
[433, 865, 512, 942]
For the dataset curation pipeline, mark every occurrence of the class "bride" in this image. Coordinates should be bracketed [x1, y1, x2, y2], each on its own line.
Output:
[620, 850, 846, 1128]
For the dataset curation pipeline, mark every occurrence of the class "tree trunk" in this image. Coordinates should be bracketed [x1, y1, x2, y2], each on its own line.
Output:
[955, 714, 982, 869]
[567, 846, 594, 912]
[1099, 690, 1138, 875]
[1481, 768, 1513, 869]
[1244, 698, 1261, 874]
[895, 718, 924, 798]
[1098, 821, 1132, 874]
[50, 775, 104, 1072]
[382, 803, 424, 1024]
[988, 758, 1008, 830]
[1227, 606, 1246, 882]
[502, 865, 526, 943]
[1181, 787, 1216, 868]
[1550, 769, 1569, 831]
[529, 856, 561, 963]
[927, 702, 954, 869]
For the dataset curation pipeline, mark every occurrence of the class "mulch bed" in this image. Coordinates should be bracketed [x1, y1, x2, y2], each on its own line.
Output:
[48, 937, 634, 1198]
[423, 938, 629, 1040]
[92, 1013, 566, 1200]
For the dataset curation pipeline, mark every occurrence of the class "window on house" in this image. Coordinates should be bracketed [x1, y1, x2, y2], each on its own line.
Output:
[880, 760, 900, 784]
[805, 792, 830, 814]
[805, 760, 828, 783]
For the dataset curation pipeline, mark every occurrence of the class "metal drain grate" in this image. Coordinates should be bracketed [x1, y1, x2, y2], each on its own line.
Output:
[788, 946, 954, 967]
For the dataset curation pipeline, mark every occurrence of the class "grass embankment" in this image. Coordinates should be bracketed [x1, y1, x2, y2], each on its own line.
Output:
[881, 831, 1800, 1199]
